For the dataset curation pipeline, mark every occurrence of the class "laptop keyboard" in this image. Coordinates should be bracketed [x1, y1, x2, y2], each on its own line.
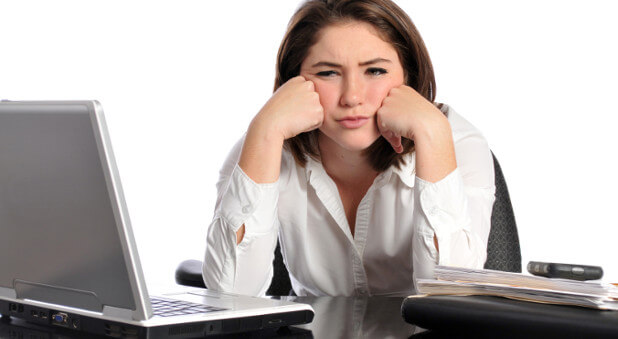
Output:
[150, 296, 226, 317]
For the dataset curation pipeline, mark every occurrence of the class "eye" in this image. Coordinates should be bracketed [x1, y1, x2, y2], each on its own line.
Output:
[316, 70, 338, 77]
[367, 67, 388, 76]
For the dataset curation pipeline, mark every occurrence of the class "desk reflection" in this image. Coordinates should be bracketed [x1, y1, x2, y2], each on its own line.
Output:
[1, 316, 105, 339]
[1, 297, 421, 338]
[282, 296, 421, 338]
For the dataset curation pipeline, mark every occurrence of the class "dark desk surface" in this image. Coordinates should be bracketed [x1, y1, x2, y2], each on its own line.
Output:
[0, 296, 420, 338]
[5, 295, 618, 338]
[284, 296, 420, 338]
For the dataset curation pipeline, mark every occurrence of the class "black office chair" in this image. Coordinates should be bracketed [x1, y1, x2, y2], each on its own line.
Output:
[484, 153, 521, 272]
[176, 152, 521, 295]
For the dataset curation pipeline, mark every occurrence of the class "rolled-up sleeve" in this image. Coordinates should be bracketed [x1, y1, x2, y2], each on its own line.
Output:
[218, 165, 280, 233]
[412, 168, 494, 282]
[203, 139, 280, 296]
[413, 110, 495, 283]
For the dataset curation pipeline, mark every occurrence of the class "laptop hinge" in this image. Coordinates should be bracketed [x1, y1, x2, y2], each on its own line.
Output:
[14, 279, 102, 312]
[103, 305, 135, 320]
[0, 287, 17, 299]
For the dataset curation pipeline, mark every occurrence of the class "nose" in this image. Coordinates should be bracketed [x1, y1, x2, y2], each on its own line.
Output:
[340, 74, 363, 107]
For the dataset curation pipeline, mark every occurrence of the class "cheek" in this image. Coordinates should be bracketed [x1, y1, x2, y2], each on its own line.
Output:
[313, 82, 338, 111]
[374, 71, 406, 102]
[367, 81, 398, 106]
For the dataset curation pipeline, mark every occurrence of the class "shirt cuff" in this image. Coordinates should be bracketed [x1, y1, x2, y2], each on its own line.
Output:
[217, 164, 279, 233]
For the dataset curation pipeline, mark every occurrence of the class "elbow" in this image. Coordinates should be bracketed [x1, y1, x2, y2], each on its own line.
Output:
[203, 247, 230, 292]
[444, 231, 487, 269]
[203, 218, 238, 292]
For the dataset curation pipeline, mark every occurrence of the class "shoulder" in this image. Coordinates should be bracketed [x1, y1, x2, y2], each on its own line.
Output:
[438, 103, 494, 186]
[438, 103, 490, 150]
[438, 103, 487, 143]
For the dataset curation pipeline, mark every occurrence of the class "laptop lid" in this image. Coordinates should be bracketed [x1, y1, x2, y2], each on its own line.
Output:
[0, 100, 151, 321]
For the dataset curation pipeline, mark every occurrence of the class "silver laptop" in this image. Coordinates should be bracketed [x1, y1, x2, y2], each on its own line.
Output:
[0, 100, 313, 338]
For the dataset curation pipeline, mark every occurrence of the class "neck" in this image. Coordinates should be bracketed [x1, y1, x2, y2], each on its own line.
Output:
[318, 133, 378, 185]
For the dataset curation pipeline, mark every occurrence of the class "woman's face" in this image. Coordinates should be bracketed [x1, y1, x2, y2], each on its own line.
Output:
[300, 21, 405, 154]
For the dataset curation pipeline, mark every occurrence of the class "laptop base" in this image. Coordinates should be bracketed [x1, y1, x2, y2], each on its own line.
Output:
[1, 298, 313, 338]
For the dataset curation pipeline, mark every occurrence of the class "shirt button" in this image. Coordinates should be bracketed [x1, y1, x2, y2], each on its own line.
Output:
[429, 207, 440, 216]
[242, 205, 251, 213]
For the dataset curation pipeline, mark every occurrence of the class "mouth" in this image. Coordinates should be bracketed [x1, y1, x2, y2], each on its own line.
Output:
[337, 116, 371, 129]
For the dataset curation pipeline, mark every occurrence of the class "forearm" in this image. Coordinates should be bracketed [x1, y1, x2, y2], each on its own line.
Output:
[413, 119, 471, 261]
[412, 135, 495, 277]
[205, 153, 282, 293]
[238, 116, 285, 184]
[204, 216, 277, 296]
[235, 118, 285, 244]
[413, 114, 457, 183]
[412, 170, 488, 281]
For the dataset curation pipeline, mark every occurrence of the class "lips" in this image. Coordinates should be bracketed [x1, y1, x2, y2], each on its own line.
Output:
[337, 116, 370, 129]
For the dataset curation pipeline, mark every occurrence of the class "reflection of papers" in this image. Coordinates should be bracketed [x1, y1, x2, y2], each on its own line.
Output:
[416, 266, 618, 310]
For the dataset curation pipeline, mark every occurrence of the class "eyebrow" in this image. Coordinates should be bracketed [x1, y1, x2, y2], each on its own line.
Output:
[311, 58, 392, 68]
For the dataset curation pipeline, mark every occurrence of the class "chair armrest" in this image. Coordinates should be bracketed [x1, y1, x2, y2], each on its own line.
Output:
[175, 259, 207, 288]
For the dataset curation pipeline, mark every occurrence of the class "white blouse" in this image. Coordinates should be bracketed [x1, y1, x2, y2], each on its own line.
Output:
[203, 104, 495, 297]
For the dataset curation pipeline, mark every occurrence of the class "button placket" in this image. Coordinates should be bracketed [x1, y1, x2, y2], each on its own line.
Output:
[352, 184, 376, 296]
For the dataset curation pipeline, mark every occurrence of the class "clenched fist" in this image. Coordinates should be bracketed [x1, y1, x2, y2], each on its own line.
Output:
[376, 85, 447, 153]
[256, 76, 324, 141]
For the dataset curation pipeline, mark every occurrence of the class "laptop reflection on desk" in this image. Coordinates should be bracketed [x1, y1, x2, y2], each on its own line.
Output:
[0, 100, 313, 338]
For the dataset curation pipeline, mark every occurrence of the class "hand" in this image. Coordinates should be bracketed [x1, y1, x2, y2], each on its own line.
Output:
[376, 85, 446, 153]
[377, 85, 456, 182]
[255, 76, 324, 141]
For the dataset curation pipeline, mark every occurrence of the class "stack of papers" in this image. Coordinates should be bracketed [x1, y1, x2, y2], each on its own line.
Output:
[416, 266, 618, 310]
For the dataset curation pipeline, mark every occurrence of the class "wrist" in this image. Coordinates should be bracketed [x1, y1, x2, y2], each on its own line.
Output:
[249, 112, 286, 145]
[239, 116, 285, 184]
[411, 112, 450, 146]
[413, 114, 456, 183]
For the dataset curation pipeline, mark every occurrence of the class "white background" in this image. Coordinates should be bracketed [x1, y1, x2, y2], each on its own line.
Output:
[1, 0, 617, 288]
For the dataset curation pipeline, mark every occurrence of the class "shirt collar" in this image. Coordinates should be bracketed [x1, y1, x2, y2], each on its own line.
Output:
[391, 152, 416, 188]
[305, 155, 326, 187]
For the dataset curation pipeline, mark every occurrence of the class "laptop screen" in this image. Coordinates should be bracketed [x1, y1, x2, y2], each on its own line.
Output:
[0, 102, 140, 315]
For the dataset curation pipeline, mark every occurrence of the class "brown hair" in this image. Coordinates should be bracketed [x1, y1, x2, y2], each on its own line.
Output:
[276, 0, 437, 172]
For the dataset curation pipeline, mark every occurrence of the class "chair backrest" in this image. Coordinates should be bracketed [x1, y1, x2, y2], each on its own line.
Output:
[484, 152, 522, 272]
[266, 241, 292, 295]
[177, 152, 522, 294]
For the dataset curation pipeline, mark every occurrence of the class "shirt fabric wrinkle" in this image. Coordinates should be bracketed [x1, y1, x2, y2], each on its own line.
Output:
[203, 104, 495, 297]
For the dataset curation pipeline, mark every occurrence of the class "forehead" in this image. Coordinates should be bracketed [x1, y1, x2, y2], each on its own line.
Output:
[304, 21, 400, 64]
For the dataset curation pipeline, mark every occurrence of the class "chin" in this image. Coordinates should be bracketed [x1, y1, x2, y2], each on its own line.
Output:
[318, 127, 381, 153]
[338, 135, 381, 152]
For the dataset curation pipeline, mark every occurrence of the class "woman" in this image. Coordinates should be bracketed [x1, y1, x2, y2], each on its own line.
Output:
[203, 0, 495, 297]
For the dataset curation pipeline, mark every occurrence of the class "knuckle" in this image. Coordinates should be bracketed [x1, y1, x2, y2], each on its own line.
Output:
[287, 76, 301, 85]
[315, 106, 324, 116]
[390, 86, 404, 95]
